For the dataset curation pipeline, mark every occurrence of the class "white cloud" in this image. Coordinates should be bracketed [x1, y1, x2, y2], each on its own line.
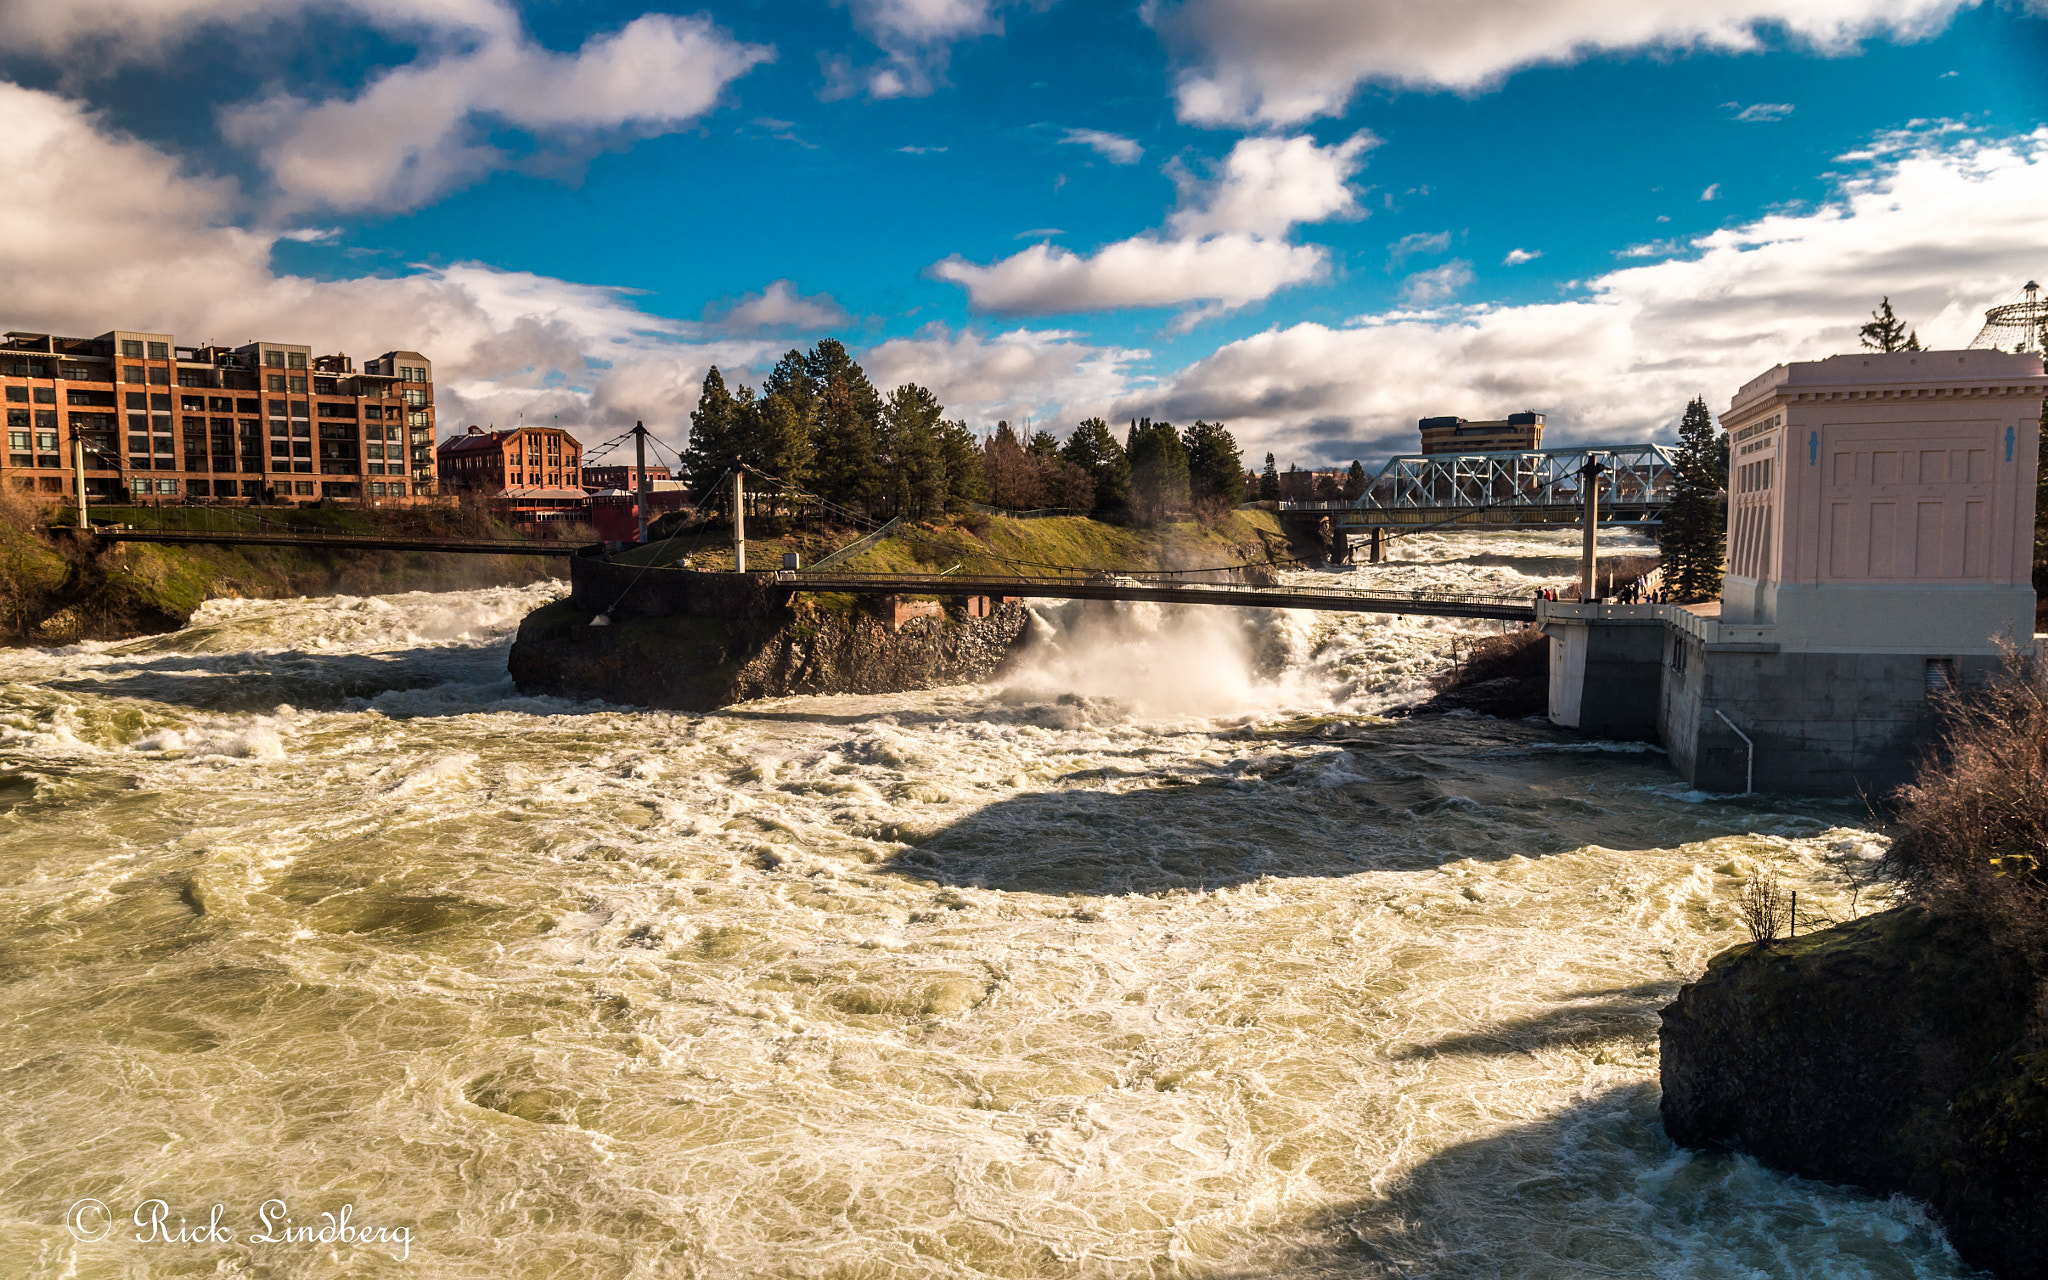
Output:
[862, 323, 1148, 429]
[1059, 128, 1144, 165]
[1166, 131, 1376, 236]
[824, 0, 1003, 100]
[1735, 101, 1797, 121]
[1398, 259, 1474, 304]
[1388, 230, 1451, 264]
[931, 235, 1332, 317]
[1503, 247, 1541, 264]
[705, 280, 850, 333]
[1701, 182, 1721, 200]
[1150, 0, 1972, 126]
[897, 144, 948, 154]
[0, 0, 513, 60]
[0, 81, 786, 458]
[1127, 127, 2048, 468]
[218, 12, 771, 212]
[934, 131, 1372, 322]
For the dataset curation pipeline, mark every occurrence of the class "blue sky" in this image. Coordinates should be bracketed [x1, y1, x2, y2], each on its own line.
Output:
[1, 0, 2044, 466]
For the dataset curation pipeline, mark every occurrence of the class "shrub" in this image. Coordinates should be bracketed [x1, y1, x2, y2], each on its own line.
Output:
[1740, 866, 1789, 946]
[1886, 643, 2048, 976]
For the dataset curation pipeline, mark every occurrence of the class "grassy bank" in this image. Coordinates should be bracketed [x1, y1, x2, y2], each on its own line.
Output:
[609, 508, 1298, 578]
[0, 495, 573, 643]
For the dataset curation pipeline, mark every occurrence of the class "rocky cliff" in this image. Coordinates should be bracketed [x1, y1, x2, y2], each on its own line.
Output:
[507, 594, 1033, 709]
[1660, 906, 2047, 1278]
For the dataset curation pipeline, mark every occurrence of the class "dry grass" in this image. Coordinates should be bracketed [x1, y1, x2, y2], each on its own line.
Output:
[1887, 643, 2048, 978]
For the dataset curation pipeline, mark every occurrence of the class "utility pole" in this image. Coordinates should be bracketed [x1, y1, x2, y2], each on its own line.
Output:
[1580, 451, 1605, 603]
[73, 437, 89, 529]
[732, 468, 746, 573]
[632, 420, 649, 545]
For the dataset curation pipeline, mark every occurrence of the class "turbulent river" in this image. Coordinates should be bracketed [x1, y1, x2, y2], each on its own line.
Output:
[1, 530, 1975, 1278]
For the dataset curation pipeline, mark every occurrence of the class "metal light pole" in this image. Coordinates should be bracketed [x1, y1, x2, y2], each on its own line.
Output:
[1580, 451, 1606, 603]
[732, 469, 746, 573]
[73, 437, 89, 529]
[632, 420, 649, 545]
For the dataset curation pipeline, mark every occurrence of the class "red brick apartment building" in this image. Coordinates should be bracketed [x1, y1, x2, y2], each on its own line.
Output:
[1, 328, 437, 503]
[435, 424, 584, 495]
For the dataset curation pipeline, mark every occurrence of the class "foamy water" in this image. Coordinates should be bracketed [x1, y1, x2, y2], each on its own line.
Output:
[0, 533, 1965, 1278]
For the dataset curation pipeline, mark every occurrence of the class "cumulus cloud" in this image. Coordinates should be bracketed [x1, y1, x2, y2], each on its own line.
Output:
[862, 323, 1149, 429]
[1735, 101, 1797, 121]
[0, 0, 512, 60]
[216, 11, 770, 212]
[0, 81, 787, 456]
[1398, 259, 1473, 304]
[704, 280, 850, 333]
[1059, 128, 1144, 164]
[1126, 127, 2048, 467]
[1149, 0, 1973, 126]
[933, 131, 1372, 323]
[1503, 247, 1541, 264]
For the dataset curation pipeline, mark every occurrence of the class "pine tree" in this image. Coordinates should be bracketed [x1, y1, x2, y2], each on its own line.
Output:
[1342, 459, 1368, 501]
[1180, 419, 1244, 509]
[1060, 417, 1130, 511]
[880, 383, 947, 517]
[1658, 394, 1727, 602]
[1026, 429, 1061, 461]
[937, 418, 986, 511]
[682, 366, 744, 494]
[1859, 297, 1923, 353]
[751, 385, 814, 491]
[804, 339, 885, 512]
[1126, 418, 1190, 526]
[1258, 452, 1281, 502]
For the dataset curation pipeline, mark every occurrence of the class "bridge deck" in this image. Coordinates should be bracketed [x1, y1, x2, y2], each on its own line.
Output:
[88, 529, 592, 557]
[781, 572, 1535, 621]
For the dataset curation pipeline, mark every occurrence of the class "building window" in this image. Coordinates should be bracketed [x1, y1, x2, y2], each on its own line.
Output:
[177, 369, 208, 388]
[125, 392, 147, 410]
[32, 388, 54, 404]
[287, 352, 306, 370]
[146, 342, 169, 360]
[148, 367, 169, 385]
[4, 387, 23, 403]
[148, 394, 170, 411]
[264, 351, 283, 368]
[5, 410, 24, 429]
[124, 365, 145, 384]
[1926, 658, 1960, 694]
[7, 431, 27, 450]
[268, 375, 286, 392]
[33, 411, 55, 429]
[288, 376, 307, 393]
[313, 377, 336, 395]
[402, 388, 428, 407]
[290, 401, 309, 418]
[121, 340, 144, 358]
[36, 431, 58, 451]
[399, 365, 425, 382]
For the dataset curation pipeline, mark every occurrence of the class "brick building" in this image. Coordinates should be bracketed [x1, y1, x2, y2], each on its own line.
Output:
[581, 462, 672, 491]
[1, 328, 437, 502]
[436, 424, 584, 496]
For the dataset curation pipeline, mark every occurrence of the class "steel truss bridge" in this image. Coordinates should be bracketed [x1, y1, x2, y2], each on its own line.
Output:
[1281, 443, 1676, 534]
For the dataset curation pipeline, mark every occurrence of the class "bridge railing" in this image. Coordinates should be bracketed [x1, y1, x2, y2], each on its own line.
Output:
[1279, 443, 1677, 514]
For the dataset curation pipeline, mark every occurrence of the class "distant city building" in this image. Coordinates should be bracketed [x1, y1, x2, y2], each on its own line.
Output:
[436, 424, 583, 496]
[581, 463, 672, 492]
[1, 327, 437, 502]
[1419, 411, 1545, 454]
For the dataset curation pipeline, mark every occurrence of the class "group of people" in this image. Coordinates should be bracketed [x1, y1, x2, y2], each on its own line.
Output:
[1530, 578, 1666, 605]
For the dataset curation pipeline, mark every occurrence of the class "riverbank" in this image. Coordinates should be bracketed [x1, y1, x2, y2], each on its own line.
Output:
[1661, 905, 2046, 1278]
[0, 501, 570, 643]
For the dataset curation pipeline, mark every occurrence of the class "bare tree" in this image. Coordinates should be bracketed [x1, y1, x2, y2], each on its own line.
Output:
[1740, 865, 1789, 945]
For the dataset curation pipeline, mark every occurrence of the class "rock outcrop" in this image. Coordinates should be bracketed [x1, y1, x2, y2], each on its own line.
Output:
[507, 595, 1033, 709]
[1660, 906, 2047, 1278]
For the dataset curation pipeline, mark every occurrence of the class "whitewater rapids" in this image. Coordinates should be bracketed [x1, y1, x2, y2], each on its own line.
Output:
[0, 529, 1966, 1278]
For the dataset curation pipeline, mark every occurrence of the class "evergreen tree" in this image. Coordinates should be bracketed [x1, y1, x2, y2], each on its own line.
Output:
[682, 366, 745, 494]
[1026, 429, 1061, 461]
[1859, 297, 1923, 353]
[1258, 452, 1281, 502]
[880, 383, 947, 517]
[1312, 471, 1342, 500]
[937, 418, 986, 511]
[1658, 394, 1727, 602]
[804, 339, 885, 512]
[1060, 417, 1130, 511]
[1180, 419, 1244, 508]
[751, 385, 815, 490]
[1125, 418, 1190, 525]
[1342, 459, 1368, 501]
